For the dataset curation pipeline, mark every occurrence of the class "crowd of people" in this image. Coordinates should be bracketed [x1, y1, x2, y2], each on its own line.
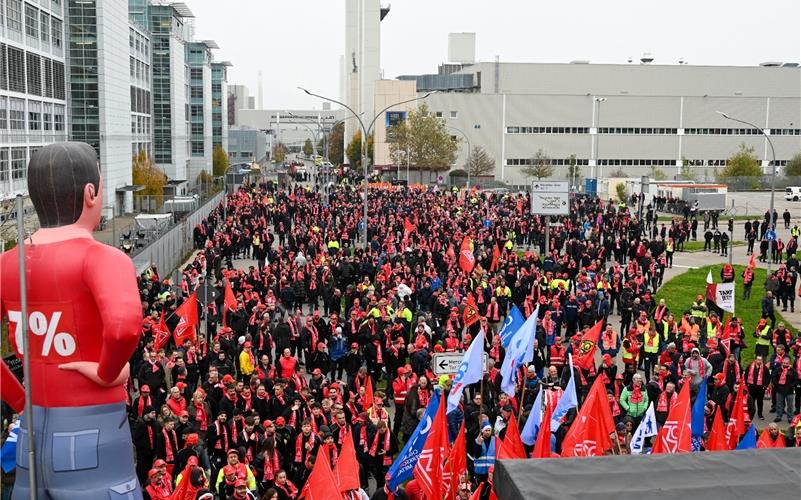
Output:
[3, 178, 801, 499]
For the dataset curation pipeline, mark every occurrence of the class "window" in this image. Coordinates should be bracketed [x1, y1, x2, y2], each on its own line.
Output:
[24, 3, 37, 38]
[9, 98, 24, 132]
[191, 104, 202, 118]
[42, 102, 52, 131]
[40, 12, 49, 42]
[53, 104, 64, 131]
[130, 57, 135, 78]
[0, 44, 6, 91]
[190, 68, 202, 80]
[28, 101, 40, 130]
[191, 86, 203, 98]
[435, 111, 443, 118]
[450, 111, 458, 119]
[0, 149, 8, 181]
[11, 147, 26, 179]
[7, 46, 24, 93]
[26, 53, 41, 95]
[0, 97, 7, 132]
[52, 61, 64, 99]
[191, 123, 203, 136]
[6, 0, 22, 32]
[51, 17, 62, 48]
[42, 58, 52, 97]
[191, 141, 204, 155]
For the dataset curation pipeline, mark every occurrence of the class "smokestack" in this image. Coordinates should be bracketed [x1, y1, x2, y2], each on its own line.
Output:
[257, 70, 264, 109]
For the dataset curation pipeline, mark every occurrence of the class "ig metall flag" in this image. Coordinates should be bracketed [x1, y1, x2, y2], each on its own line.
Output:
[500, 305, 539, 396]
[387, 390, 442, 492]
[630, 403, 658, 454]
[550, 354, 578, 432]
[520, 382, 544, 446]
[499, 305, 525, 349]
[447, 329, 486, 414]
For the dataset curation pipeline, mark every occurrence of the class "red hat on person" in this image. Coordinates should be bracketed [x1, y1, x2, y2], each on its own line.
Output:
[153, 459, 167, 468]
[185, 433, 199, 446]
[244, 341, 252, 348]
[276, 417, 286, 426]
[187, 456, 199, 466]
[140, 385, 150, 393]
[148, 469, 161, 479]
[397, 367, 406, 376]
[227, 449, 239, 457]
[223, 465, 236, 476]
[235, 479, 248, 488]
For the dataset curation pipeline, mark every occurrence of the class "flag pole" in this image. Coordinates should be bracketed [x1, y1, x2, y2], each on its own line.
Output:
[16, 195, 37, 500]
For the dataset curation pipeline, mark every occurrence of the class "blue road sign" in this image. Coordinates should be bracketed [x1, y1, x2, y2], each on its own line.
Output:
[766, 230, 776, 241]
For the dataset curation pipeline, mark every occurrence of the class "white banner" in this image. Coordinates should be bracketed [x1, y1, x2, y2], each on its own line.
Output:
[714, 282, 735, 313]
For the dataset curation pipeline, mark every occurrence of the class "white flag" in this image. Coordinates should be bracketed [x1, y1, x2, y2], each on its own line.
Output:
[630, 403, 658, 455]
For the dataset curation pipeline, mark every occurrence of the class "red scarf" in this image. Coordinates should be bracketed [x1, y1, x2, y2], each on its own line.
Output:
[418, 387, 431, 408]
[162, 428, 177, 462]
[358, 425, 370, 453]
[214, 421, 229, 451]
[335, 422, 349, 445]
[630, 385, 644, 404]
[262, 450, 281, 481]
[194, 402, 208, 432]
[294, 432, 315, 463]
[137, 395, 152, 417]
[375, 343, 383, 364]
[657, 391, 677, 412]
[722, 359, 740, 383]
[779, 366, 790, 385]
[747, 363, 764, 386]
[369, 430, 392, 466]
[324, 442, 339, 467]
[275, 480, 298, 499]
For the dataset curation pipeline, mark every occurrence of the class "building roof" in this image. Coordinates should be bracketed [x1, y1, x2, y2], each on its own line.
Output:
[201, 39, 219, 49]
[170, 2, 194, 18]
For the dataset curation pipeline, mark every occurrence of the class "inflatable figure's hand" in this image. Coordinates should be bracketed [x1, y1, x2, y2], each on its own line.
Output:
[58, 361, 130, 387]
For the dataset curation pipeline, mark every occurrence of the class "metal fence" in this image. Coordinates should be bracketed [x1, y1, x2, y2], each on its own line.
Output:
[719, 175, 801, 191]
[131, 190, 224, 275]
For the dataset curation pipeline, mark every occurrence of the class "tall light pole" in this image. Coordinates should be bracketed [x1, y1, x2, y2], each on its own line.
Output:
[299, 87, 434, 249]
[592, 97, 607, 180]
[444, 125, 471, 189]
[718, 111, 778, 275]
[287, 111, 319, 158]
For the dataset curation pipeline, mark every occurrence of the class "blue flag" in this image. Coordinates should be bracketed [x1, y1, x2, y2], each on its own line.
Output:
[1, 421, 18, 473]
[387, 390, 441, 491]
[500, 305, 538, 396]
[550, 355, 578, 432]
[691, 379, 707, 438]
[736, 424, 757, 450]
[499, 305, 525, 349]
[520, 384, 543, 446]
[447, 330, 485, 414]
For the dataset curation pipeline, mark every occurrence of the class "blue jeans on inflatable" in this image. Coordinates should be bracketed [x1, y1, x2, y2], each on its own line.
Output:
[13, 402, 142, 500]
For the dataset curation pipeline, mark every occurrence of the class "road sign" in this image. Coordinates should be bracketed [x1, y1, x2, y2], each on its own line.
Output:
[431, 352, 489, 376]
[531, 181, 569, 193]
[531, 181, 569, 215]
[766, 230, 776, 241]
[195, 283, 220, 305]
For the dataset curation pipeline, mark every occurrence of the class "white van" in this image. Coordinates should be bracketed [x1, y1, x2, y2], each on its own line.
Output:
[785, 187, 801, 201]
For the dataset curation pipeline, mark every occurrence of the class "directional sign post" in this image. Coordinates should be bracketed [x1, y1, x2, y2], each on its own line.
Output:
[531, 181, 569, 216]
[765, 230, 776, 241]
[431, 352, 489, 376]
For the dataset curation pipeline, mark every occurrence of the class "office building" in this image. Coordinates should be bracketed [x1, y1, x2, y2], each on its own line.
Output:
[227, 126, 267, 165]
[227, 83, 253, 126]
[382, 49, 801, 186]
[186, 39, 212, 182]
[0, 0, 68, 204]
[211, 60, 229, 151]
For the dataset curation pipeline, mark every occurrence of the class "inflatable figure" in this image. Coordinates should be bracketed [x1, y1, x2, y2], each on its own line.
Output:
[0, 142, 143, 499]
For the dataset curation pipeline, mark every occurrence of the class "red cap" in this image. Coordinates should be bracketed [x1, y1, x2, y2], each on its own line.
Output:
[153, 459, 167, 468]
[244, 341, 252, 348]
[223, 465, 236, 476]
[264, 419, 274, 428]
[148, 469, 160, 479]
[312, 368, 322, 375]
[276, 416, 286, 425]
[185, 433, 199, 445]
[227, 449, 239, 456]
[187, 456, 199, 466]
[351, 342, 359, 348]
[397, 367, 406, 376]
[235, 479, 248, 488]
[140, 385, 150, 392]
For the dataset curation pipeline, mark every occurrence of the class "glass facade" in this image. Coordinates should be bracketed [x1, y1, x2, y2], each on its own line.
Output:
[67, 0, 99, 153]
[187, 42, 208, 157]
[211, 62, 226, 148]
[150, 5, 174, 164]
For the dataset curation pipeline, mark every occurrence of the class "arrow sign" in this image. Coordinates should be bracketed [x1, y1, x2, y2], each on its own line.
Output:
[431, 352, 489, 376]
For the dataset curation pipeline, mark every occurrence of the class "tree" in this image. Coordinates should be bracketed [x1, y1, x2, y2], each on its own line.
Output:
[387, 104, 458, 177]
[718, 143, 762, 178]
[609, 168, 629, 178]
[566, 154, 582, 187]
[132, 151, 167, 209]
[303, 138, 314, 157]
[615, 183, 628, 203]
[464, 146, 495, 178]
[522, 149, 553, 180]
[785, 152, 801, 177]
[328, 122, 344, 165]
[679, 157, 698, 181]
[316, 138, 325, 157]
[345, 131, 374, 169]
[274, 143, 288, 164]
[212, 145, 229, 177]
[650, 166, 668, 180]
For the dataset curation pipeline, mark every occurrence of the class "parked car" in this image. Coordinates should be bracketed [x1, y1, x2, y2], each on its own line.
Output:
[785, 187, 801, 201]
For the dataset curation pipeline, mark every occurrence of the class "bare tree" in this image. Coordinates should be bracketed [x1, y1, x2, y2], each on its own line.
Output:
[464, 146, 495, 177]
[522, 149, 554, 180]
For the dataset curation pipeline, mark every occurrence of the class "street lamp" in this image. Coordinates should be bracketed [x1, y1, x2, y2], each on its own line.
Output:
[444, 125, 471, 189]
[299, 87, 435, 249]
[592, 97, 607, 180]
[718, 110, 778, 275]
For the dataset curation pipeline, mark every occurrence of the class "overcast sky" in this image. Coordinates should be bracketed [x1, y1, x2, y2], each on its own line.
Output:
[185, 0, 800, 109]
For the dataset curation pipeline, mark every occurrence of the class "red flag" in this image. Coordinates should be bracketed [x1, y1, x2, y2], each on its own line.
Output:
[153, 311, 171, 351]
[362, 377, 374, 411]
[173, 292, 199, 346]
[652, 380, 692, 454]
[748, 252, 757, 269]
[532, 398, 555, 458]
[413, 395, 450, 500]
[757, 427, 787, 449]
[299, 444, 340, 500]
[469, 483, 484, 500]
[463, 293, 480, 328]
[403, 217, 416, 235]
[489, 244, 501, 272]
[459, 237, 476, 274]
[706, 407, 730, 451]
[720, 316, 732, 355]
[725, 381, 747, 449]
[333, 431, 361, 493]
[496, 413, 527, 459]
[574, 320, 603, 371]
[443, 423, 467, 500]
[446, 243, 456, 261]
[223, 279, 237, 327]
[561, 376, 616, 457]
